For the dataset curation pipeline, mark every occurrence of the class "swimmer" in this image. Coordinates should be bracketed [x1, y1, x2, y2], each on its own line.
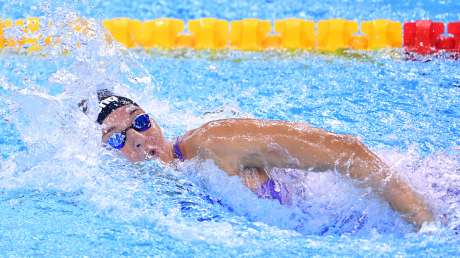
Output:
[94, 91, 433, 229]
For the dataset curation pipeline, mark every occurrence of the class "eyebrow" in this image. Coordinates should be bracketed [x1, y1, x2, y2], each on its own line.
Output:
[102, 126, 115, 138]
[102, 107, 142, 138]
[129, 107, 141, 116]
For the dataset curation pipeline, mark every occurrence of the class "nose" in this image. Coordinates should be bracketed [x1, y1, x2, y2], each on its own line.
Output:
[126, 128, 146, 150]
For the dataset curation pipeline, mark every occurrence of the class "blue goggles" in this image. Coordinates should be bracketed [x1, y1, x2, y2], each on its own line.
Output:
[106, 113, 151, 150]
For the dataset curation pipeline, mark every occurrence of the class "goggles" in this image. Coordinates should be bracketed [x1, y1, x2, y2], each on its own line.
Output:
[106, 113, 151, 149]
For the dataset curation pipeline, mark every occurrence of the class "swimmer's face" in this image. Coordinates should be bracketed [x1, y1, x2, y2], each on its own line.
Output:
[101, 105, 172, 163]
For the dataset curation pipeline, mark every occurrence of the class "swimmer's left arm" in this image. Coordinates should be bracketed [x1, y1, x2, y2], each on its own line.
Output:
[239, 167, 269, 193]
[211, 154, 269, 193]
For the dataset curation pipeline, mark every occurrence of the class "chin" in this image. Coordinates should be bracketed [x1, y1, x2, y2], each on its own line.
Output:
[129, 158, 147, 163]
[124, 153, 145, 163]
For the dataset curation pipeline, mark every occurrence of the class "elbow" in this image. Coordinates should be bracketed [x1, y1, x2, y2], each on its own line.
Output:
[341, 135, 379, 163]
[342, 135, 365, 151]
[337, 134, 385, 180]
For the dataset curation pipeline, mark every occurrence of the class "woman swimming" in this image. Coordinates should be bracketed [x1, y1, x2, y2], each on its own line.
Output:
[95, 91, 433, 229]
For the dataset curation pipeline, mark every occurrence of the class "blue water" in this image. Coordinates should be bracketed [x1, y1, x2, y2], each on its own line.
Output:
[1, 0, 460, 256]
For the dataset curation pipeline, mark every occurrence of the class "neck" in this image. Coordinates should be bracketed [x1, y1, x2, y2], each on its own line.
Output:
[164, 141, 175, 164]
[163, 138, 184, 164]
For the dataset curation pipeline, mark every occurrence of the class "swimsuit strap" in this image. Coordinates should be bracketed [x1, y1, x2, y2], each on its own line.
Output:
[173, 137, 184, 162]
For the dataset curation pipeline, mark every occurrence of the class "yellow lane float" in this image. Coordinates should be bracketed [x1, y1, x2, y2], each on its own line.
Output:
[1, 17, 410, 53]
[230, 18, 271, 50]
[189, 18, 228, 49]
[317, 19, 358, 51]
[274, 18, 315, 50]
[360, 19, 402, 50]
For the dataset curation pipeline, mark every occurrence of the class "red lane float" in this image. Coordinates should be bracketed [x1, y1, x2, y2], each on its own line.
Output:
[403, 20, 460, 54]
[448, 22, 460, 50]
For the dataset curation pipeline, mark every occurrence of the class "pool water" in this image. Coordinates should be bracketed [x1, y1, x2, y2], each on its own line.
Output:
[1, 0, 460, 256]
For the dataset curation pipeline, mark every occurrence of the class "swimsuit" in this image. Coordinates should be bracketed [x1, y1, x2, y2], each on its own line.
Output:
[256, 178, 290, 205]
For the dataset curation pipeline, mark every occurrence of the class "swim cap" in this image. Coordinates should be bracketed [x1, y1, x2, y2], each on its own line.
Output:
[96, 90, 138, 124]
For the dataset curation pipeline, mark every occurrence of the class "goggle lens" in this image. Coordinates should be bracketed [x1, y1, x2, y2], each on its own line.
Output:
[107, 132, 126, 150]
[106, 113, 152, 150]
[133, 113, 151, 131]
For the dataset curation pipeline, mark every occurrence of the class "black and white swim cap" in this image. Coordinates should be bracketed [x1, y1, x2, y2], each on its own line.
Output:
[96, 89, 138, 124]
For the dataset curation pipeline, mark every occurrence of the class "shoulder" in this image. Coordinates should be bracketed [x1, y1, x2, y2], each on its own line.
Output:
[201, 118, 256, 126]
[195, 118, 257, 132]
[180, 118, 253, 147]
[191, 118, 320, 136]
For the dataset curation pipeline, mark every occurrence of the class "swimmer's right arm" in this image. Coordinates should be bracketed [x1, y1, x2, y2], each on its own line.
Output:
[191, 121, 433, 228]
[379, 171, 434, 229]
[325, 136, 434, 228]
[238, 126, 434, 228]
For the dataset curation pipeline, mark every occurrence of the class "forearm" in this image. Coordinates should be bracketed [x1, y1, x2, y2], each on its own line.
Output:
[239, 168, 269, 193]
[381, 173, 433, 227]
[341, 139, 433, 227]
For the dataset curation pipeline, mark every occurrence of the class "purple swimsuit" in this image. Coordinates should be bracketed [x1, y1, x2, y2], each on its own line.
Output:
[173, 137, 184, 162]
[256, 178, 290, 205]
